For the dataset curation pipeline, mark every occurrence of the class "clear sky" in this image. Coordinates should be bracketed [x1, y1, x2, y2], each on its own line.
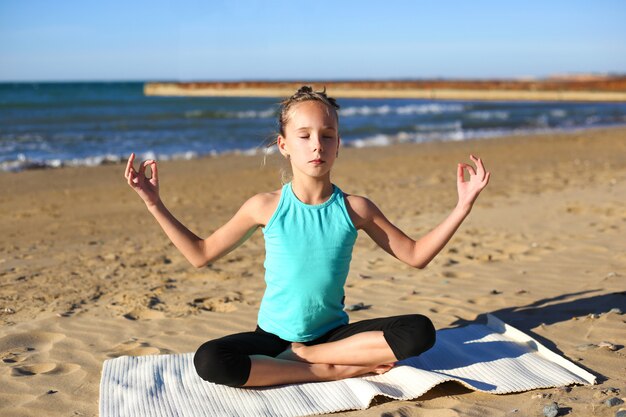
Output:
[1, 0, 625, 82]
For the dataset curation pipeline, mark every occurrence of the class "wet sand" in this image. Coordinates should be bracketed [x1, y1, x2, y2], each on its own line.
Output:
[1, 126, 625, 416]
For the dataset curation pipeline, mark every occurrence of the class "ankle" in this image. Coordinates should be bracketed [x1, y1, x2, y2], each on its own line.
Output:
[291, 343, 310, 362]
[311, 363, 335, 381]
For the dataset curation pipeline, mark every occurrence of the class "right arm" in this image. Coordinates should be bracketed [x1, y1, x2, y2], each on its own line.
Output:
[125, 153, 262, 268]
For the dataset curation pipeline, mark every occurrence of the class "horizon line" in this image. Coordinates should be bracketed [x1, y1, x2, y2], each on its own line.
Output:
[2, 72, 625, 84]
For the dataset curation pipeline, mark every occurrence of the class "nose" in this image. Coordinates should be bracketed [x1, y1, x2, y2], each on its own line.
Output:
[311, 134, 324, 152]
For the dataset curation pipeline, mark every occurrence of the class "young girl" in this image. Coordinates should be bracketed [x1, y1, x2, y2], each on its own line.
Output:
[124, 86, 490, 388]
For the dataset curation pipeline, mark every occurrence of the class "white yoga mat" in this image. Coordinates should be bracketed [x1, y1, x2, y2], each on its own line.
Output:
[99, 314, 596, 417]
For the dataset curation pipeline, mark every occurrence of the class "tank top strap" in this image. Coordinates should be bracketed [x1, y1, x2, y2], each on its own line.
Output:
[334, 185, 357, 232]
[261, 183, 289, 233]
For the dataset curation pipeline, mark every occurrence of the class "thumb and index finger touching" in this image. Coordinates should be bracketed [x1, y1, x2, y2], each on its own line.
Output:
[457, 161, 476, 183]
[458, 154, 490, 183]
[125, 153, 158, 185]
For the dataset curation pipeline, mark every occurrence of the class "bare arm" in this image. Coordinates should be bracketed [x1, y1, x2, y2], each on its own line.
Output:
[360, 155, 490, 269]
[145, 200, 204, 267]
[146, 198, 260, 268]
[410, 205, 470, 268]
[124, 153, 261, 268]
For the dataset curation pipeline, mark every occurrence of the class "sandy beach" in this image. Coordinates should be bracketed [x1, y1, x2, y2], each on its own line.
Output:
[1, 126, 625, 416]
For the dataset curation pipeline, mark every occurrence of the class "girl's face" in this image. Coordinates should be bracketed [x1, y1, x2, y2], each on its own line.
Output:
[278, 100, 340, 179]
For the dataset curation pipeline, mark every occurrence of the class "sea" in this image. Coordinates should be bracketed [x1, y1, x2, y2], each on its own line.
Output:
[2, 81, 626, 172]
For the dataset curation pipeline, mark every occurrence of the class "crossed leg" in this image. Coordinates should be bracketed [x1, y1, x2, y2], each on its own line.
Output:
[194, 314, 435, 388]
[245, 331, 396, 387]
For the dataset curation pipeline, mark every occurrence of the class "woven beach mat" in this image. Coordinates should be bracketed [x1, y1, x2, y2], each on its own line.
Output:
[100, 314, 595, 417]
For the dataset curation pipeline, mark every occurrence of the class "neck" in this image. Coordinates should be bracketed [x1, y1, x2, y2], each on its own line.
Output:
[290, 174, 333, 205]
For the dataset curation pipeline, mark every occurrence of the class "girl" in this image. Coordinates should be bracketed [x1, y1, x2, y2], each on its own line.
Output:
[124, 86, 490, 388]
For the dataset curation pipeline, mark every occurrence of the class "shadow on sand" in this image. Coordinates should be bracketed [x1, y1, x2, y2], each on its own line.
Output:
[445, 289, 626, 383]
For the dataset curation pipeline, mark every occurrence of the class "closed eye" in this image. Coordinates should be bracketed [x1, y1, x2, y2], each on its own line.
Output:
[298, 135, 334, 139]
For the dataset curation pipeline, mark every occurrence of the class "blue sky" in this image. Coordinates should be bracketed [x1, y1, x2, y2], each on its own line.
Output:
[1, 0, 625, 82]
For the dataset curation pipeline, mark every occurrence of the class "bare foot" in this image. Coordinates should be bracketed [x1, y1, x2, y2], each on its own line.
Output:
[331, 362, 395, 380]
[275, 342, 309, 363]
[274, 344, 397, 379]
[373, 362, 396, 374]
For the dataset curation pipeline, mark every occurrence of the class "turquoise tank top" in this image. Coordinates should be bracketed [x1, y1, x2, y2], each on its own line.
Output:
[259, 181, 358, 342]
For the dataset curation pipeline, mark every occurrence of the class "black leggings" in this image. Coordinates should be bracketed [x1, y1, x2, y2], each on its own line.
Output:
[193, 314, 436, 387]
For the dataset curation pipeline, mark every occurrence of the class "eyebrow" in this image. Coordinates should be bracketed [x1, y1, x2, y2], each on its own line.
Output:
[295, 126, 336, 131]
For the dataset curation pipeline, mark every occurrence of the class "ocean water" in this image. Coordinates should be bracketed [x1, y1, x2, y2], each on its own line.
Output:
[2, 82, 626, 172]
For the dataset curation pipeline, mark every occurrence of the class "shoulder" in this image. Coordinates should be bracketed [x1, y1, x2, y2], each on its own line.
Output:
[243, 187, 283, 227]
[342, 192, 380, 230]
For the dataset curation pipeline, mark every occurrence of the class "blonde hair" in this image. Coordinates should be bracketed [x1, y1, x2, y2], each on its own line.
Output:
[262, 86, 341, 183]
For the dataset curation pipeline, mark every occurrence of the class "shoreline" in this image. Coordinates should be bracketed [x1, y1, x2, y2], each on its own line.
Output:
[3, 123, 626, 174]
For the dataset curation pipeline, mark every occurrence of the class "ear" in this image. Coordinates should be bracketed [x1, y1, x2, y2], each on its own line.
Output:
[277, 135, 288, 156]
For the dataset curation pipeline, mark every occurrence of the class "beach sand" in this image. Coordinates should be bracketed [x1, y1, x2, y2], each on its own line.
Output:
[1, 126, 625, 416]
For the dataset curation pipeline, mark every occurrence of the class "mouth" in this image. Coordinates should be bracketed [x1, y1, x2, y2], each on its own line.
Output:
[309, 159, 325, 164]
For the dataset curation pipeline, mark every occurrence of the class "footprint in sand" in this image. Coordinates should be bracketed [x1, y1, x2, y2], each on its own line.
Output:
[0, 331, 80, 378]
[0, 331, 65, 354]
[107, 339, 169, 358]
[1, 350, 29, 364]
[0, 331, 65, 366]
[11, 362, 81, 377]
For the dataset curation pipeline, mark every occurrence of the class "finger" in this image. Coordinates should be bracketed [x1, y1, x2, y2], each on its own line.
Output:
[470, 154, 486, 179]
[457, 163, 465, 182]
[460, 163, 476, 176]
[141, 160, 151, 179]
[482, 171, 491, 185]
[469, 154, 479, 169]
[138, 160, 150, 183]
[144, 160, 156, 180]
[151, 160, 158, 184]
[125, 153, 135, 179]
[475, 156, 486, 178]
[127, 168, 137, 188]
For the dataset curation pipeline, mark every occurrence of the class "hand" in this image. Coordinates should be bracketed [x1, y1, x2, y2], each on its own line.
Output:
[124, 153, 160, 207]
[457, 154, 490, 210]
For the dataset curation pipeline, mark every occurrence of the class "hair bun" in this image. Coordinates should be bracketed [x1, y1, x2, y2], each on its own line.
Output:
[297, 85, 313, 94]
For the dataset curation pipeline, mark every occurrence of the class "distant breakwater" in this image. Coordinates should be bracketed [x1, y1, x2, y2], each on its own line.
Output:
[145, 78, 626, 102]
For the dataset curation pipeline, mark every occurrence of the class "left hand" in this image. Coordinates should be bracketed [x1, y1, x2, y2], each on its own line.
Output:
[457, 154, 490, 210]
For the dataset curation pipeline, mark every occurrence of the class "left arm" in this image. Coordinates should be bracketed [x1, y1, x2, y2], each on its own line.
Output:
[359, 155, 490, 269]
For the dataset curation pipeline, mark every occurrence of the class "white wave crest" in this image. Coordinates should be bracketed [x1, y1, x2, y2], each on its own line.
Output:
[340, 103, 465, 117]
[550, 109, 567, 118]
[232, 108, 276, 119]
[467, 111, 509, 120]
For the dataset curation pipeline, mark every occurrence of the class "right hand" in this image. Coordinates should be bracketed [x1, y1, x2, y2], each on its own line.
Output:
[124, 153, 160, 207]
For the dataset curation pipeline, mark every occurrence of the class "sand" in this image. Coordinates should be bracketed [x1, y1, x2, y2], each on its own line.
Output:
[1, 126, 625, 417]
